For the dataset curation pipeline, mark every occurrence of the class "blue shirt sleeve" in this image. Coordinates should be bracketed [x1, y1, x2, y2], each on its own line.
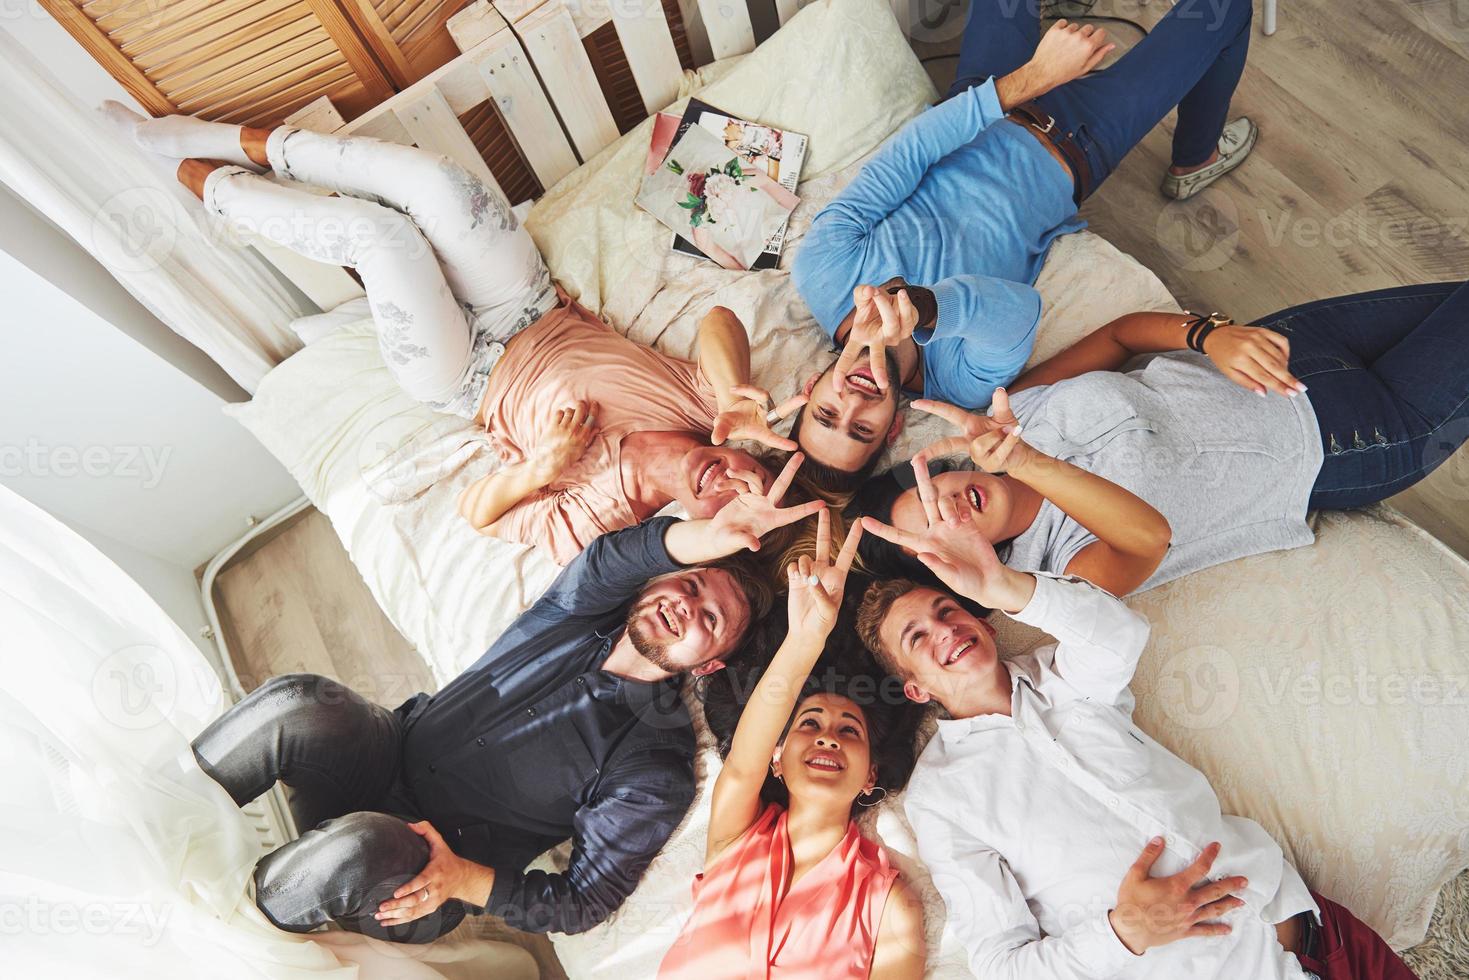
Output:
[793, 79, 1009, 335]
[540, 517, 682, 618]
[917, 274, 1042, 410]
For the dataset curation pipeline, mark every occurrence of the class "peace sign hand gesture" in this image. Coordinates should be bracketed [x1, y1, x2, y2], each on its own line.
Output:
[712, 384, 808, 452]
[861, 460, 1035, 613]
[786, 508, 863, 642]
[707, 452, 826, 554]
[831, 285, 919, 393]
[911, 387, 1018, 464]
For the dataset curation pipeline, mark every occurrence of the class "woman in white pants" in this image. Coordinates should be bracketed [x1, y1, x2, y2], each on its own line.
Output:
[104, 107, 804, 563]
[113, 111, 556, 418]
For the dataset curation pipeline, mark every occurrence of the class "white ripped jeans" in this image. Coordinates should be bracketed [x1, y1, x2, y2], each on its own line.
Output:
[204, 128, 557, 418]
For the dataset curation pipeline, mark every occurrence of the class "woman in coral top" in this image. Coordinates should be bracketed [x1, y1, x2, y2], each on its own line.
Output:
[658, 513, 926, 979]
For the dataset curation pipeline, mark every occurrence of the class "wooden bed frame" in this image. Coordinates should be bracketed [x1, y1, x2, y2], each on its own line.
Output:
[247, 0, 910, 308]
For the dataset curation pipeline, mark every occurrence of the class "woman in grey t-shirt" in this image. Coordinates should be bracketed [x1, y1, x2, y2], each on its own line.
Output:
[852, 281, 1469, 596]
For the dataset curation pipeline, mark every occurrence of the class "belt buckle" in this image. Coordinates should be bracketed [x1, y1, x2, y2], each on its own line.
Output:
[1035, 113, 1056, 135]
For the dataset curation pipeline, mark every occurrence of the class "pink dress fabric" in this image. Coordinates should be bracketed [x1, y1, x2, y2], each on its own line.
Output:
[477, 294, 718, 564]
[658, 804, 899, 980]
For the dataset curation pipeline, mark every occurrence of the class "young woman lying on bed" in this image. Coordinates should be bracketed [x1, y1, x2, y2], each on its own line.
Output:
[103, 106, 806, 565]
[659, 512, 927, 979]
[851, 282, 1469, 596]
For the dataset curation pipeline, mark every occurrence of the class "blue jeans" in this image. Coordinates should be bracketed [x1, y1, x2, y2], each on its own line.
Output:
[948, 0, 1252, 185]
[1254, 282, 1469, 510]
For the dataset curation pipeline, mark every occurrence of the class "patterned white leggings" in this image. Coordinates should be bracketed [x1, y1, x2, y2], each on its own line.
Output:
[204, 128, 557, 418]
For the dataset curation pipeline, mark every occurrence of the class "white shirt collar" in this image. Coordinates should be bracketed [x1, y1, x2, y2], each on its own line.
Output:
[934, 657, 1049, 741]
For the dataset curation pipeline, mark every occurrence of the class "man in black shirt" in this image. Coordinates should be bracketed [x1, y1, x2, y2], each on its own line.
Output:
[192, 456, 820, 942]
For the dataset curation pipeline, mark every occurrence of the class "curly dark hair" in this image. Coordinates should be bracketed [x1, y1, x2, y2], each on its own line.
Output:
[697, 576, 926, 815]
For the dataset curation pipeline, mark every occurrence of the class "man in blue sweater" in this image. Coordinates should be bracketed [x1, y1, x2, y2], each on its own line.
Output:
[791, 0, 1257, 490]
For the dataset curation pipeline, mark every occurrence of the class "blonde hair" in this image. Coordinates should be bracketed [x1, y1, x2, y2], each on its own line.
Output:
[748, 451, 869, 583]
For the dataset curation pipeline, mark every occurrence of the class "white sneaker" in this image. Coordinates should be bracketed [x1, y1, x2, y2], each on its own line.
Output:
[1160, 117, 1258, 200]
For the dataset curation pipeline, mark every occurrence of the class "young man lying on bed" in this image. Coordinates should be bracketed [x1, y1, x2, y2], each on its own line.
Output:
[189, 458, 823, 944]
[851, 512, 1418, 980]
[103, 105, 803, 565]
[790, 0, 1259, 491]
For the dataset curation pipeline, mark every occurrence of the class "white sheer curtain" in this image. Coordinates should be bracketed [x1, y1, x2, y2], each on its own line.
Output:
[0, 485, 537, 979]
[0, 29, 313, 393]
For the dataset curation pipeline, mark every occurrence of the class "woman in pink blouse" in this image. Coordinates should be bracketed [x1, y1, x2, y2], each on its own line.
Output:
[104, 105, 802, 567]
[457, 303, 807, 564]
[658, 514, 926, 979]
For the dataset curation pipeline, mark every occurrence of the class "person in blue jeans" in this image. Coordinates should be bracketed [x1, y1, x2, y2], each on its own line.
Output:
[790, 0, 1258, 491]
[848, 282, 1469, 598]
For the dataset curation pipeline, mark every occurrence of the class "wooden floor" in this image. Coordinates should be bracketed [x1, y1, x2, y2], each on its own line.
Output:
[208, 508, 431, 699]
[210, 3, 1468, 975]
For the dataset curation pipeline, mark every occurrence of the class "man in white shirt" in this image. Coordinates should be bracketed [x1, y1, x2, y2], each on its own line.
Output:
[852, 506, 1416, 980]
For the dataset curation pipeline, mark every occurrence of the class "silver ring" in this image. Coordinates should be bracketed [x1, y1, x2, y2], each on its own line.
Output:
[765, 408, 782, 423]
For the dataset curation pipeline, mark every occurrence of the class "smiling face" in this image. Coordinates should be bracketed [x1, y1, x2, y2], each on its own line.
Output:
[878, 587, 998, 707]
[795, 354, 902, 476]
[890, 470, 1016, 543]
[625, 567, 750, 676]
[771, 692, 877, 810]
[675, 447, 771, 518]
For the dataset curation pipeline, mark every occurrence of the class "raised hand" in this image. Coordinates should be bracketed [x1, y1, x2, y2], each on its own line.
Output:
[712, 383, 807, 452]
[786, 508, 864, 641]
[1201, 325, 1306, 398]
[967, 425, 1035, 475]
[707, 452, 826, 553]
[530, 401, 598, 480]
[862, 462, 1035, 612]
[1029, 19, 1115, 90]
[832, 284, 919, 393]
[1109, 839, 1248, 955]
[911, 387, 1016, 462]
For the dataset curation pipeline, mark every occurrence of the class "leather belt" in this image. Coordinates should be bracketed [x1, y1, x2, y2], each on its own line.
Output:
[1007, 101, 1092, 206]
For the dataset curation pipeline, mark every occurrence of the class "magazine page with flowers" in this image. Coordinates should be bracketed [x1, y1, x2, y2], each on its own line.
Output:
[635, 124, 800, 271]
[669, 99, 809, 268]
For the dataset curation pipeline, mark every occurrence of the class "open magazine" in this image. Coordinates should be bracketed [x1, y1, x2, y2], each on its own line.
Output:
[637, 124, 799, 271]
[643, 99, 809, 269]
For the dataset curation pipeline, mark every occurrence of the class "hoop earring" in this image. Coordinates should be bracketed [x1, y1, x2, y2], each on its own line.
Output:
[856, 786, 887, 808]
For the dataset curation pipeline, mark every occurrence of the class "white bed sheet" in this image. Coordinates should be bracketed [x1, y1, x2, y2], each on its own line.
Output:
[226, 0, 1469, 973]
